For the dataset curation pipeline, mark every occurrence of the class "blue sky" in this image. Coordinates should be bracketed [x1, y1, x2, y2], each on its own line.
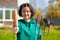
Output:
[37, 0, 50, 10]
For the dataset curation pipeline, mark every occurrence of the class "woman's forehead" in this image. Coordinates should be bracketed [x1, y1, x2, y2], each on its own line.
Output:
[22, 7, 30, 11]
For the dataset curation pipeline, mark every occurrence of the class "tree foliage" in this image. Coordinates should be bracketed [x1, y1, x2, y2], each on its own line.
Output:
[32, 9, 43, 19]
[46, 0, 60, 19]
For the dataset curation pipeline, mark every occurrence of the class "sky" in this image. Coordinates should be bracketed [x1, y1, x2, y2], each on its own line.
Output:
[37, 0, 50, 10]
[18, 0, 50, 9]
[17, 0, 50, 16]
[33, 0, 50, 16]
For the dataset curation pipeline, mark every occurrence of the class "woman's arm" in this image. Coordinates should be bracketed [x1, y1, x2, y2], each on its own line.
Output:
[12, 10, 18, 34]
[37, 24, 42, 40]
[12, 27, 18, 34]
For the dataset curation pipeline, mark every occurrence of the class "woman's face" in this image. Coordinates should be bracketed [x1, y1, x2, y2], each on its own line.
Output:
[22, 6, 31, 20]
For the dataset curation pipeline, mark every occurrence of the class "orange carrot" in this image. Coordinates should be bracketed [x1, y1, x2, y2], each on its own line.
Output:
[13, 10, 18, 27]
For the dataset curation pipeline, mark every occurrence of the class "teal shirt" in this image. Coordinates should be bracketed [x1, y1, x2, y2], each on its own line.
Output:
[17, 19, 42, 40]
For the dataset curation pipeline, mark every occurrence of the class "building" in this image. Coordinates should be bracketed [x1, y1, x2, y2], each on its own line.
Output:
[0, 0, 50, 26]
[0, 0, 29, 26]
[0, 0, 17, 26]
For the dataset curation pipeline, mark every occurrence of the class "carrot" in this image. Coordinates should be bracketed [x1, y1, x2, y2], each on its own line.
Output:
[13, 10, 18, 27]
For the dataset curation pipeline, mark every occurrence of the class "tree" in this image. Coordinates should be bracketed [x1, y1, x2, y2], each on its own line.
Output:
[46, 0, 60, 19]
[32, 9, 43, 19]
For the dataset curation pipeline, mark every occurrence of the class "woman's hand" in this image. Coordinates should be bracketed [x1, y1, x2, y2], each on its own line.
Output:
[12, 27, 18, 34]
[12, 10, 18, 34]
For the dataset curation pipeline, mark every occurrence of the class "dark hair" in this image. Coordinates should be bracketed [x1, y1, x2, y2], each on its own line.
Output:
[18, 3, 35, 18]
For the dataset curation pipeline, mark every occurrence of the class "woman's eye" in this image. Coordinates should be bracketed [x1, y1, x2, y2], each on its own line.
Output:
[27, 11, 30, 13]
[22, 10, 30, 13]
[23, 11, 25, 12]
[27, 11, 29, 13]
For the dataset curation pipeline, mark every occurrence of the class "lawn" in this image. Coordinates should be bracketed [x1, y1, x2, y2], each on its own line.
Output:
[42, 26, 60, 40]
[0, 26, 16, 40]
[0, 26, 60, 40]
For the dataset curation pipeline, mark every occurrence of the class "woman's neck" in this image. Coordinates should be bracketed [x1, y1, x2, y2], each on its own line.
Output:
[24, 19, 30, 22]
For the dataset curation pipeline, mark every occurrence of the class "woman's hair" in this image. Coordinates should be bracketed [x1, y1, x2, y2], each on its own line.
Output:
[18, 3, 35, 18]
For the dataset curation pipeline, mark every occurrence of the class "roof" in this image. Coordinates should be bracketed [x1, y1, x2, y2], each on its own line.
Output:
[0, 0, 17, 7]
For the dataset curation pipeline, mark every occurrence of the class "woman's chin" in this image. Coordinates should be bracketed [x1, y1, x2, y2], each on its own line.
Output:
[24, 17, 30, 20]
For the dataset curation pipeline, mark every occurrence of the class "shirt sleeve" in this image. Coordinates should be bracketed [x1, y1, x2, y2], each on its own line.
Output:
[17, 21, 22, 33]
[17, 26, 19, 32]
[36, 24, 42, 40]
[37, 24, 42, 35]
[39, 25, 42, 36]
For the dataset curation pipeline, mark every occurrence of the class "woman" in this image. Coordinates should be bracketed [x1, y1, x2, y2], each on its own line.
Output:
[12, 3, 42, 40]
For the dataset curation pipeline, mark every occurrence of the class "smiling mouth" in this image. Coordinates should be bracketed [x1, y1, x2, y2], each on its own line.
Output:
[24, 15, 29, 17]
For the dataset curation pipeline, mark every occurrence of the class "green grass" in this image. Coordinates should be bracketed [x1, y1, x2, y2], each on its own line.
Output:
[0, 26, 16, 40]
[42, 26, 60, 40]
[0, 26, 60, 40]
[43, 30, 60, 40]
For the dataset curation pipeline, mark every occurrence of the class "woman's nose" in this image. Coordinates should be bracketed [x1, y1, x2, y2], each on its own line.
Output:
[25, 12, 28, 14]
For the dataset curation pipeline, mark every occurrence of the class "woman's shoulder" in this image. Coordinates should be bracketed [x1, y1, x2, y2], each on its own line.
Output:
[30, 19, 36, 23]
[18, 19, 24, 23]
[18, 19, 36, 24]
[18, 19, 23, 21]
